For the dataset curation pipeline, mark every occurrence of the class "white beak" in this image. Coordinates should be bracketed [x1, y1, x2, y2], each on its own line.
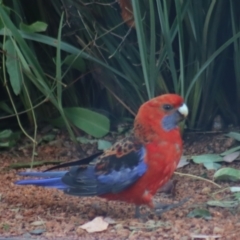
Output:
[178, 103, 188, 117]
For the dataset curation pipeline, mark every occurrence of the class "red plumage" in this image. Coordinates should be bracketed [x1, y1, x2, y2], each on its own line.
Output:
[101, 94, 188, 208]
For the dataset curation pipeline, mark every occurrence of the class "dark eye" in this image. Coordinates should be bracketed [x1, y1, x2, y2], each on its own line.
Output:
[163, 104, 173, 111]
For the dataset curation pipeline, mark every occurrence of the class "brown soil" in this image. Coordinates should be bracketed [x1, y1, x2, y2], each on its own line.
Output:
[0, 130, 240, 240]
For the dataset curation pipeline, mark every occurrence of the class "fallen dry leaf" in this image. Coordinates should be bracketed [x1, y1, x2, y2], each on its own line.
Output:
[30, 220, 45, 226]
[177, 156, 189, 168]
[103, 217, 116, 225]
[80, 216, 109, 233]
[223, 151, 240, 163]
[190, 234, 221, 240]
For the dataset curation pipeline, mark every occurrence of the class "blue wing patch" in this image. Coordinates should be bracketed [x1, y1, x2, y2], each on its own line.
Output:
[96, 147, 147, 194]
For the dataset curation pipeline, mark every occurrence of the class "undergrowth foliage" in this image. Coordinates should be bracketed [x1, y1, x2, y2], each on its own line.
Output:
[0, 0, 240, 142]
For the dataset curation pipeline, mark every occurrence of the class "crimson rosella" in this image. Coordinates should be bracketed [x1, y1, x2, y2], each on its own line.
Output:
[15, 94, 188, 216]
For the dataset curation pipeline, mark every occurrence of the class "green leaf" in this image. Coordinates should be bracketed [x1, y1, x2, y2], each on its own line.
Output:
[76, 137, 96, 144]
[0, 129, 12, 139]
[98, 140, 112, 150]
[214, 167, 240, 181]
[0, 5, 10, 29]
[203, 162, 221, 170]
[220, 146, 240, 156]
[64, 107, 110, 138]
[192, 154, 223, 164]
[63, 54, 86, 72]
[225, 132, 240, 141]
[0, 141, 12, 147]
[42, 134, 55, 142]
[0, 101, 13, 114]
[4, 39, 22, 95]
[230, 186, 240, 192]
[19, 21, 48, 33]
[207, 200, 238, 208]
[132, 1, 153, 99]
[187, 209, 211, 220]
[0, 141, 16, 147]
[2, 223, 10, 231]
[49, 116, 65, 128]
[233, 192, 240, 200]
[0, 129, 20, 148]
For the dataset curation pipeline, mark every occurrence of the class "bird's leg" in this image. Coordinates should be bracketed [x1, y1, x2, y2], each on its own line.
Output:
[134, 206, 140, 218]
[153, 197, 190, 216]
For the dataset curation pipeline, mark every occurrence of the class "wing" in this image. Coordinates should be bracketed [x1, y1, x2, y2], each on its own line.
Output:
[44, 151, 103, 172]
[62, 136, 147, 196]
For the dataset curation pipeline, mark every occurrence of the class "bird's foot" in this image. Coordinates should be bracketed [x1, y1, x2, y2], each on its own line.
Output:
[135, 206, 145, 219]
[153, 197, 190, 216]
[134, 197, 190, 218]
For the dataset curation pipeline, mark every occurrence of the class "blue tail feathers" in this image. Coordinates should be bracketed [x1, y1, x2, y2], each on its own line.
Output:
[15, 171, 68, 190]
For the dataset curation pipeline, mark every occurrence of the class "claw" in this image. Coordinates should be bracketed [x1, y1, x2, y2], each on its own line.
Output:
[153, 197, 190, 216]
[134, 197, 190, 218]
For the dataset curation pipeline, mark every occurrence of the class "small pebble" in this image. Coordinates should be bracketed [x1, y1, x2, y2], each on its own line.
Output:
[201, 187, 211, 194]
[213, 226, 224, 234]
[180, 237, 188, 240]
[114, 223, 123, 230]
[29, 229, 45, 235]
[224, 138, 235, 148]
[76, 226, 86, 236]
[116, 228, 130, 238]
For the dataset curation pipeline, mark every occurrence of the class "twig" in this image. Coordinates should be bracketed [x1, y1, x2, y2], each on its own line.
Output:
[211, 187, 230, 198]
[101, 83, 136, 116]
[22, 80, 37, 169]
[0, 97, 48, 120]
[174, 172, 222, 188]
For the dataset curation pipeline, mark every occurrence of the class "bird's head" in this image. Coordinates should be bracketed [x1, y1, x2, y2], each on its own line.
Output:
[134, 94, 188, 142]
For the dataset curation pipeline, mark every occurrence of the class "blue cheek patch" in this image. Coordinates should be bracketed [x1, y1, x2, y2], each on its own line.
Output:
[162, 112, 178, 131]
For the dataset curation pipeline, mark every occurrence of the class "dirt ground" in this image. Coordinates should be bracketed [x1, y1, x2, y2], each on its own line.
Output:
[1, 129, 240, 240]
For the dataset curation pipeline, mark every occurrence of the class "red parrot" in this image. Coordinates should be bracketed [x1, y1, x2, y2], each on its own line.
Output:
[15, 94, 188, 216]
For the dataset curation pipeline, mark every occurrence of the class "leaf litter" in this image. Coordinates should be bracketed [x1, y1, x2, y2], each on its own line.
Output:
[80, 217, 109, 233]
[1, 130, 240, 238]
